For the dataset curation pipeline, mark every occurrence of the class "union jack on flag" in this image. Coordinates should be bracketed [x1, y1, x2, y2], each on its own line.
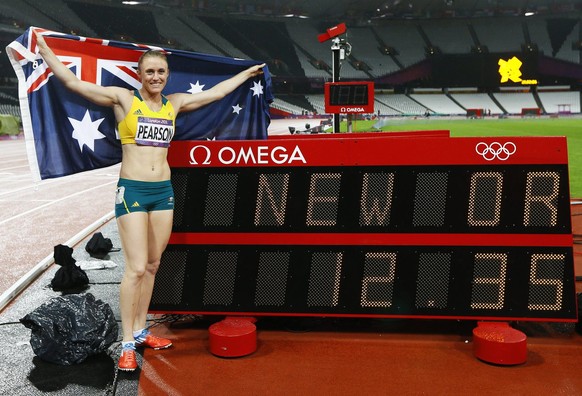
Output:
[6, 27, 273, 180]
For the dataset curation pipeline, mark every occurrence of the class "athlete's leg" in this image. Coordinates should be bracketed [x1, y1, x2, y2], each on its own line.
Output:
[133, 209, 174, 331]
[117, 211, 149, 343]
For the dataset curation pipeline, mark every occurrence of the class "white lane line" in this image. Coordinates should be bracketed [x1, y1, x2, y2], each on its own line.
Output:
[0, 210, 115, 312]
[0, 168, 119, 197]
[0, 164, 29, 171]
[0, 159, 28, 165]
[0, 180, 117, 226]
[0, 173, 31, 179]
[0, 177, 62, 197]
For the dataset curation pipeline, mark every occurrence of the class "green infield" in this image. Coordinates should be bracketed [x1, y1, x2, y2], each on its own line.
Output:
[338, 117, 582, 198]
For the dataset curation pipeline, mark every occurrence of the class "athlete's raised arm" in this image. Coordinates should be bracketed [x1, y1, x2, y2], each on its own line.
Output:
[34, 30, 131, 109]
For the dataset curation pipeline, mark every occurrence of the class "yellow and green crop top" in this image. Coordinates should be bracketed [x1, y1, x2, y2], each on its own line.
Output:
[118, 91, 176, 147]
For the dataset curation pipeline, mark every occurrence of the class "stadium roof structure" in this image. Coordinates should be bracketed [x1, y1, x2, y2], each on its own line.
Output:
[148, 0, 582, 20]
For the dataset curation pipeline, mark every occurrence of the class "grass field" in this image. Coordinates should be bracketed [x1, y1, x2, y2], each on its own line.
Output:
[338, 117, 582, 198]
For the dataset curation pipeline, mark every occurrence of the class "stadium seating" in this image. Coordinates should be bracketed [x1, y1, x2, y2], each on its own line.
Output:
[493, 91, 538, 114]
[471, 17, 524, 53]
[0, 1, 580, 119]
[555, 21, 579, 63]
[450, 92, 504, 115]
[25, 0, 97, 37]
[375, 22, 426, 68]
[375, 94, 428, 116]
[421, 19, 474, 54]
[409, 92, 465, 115]
[526, 17, 552, 56]
[538, 90, 581, 114]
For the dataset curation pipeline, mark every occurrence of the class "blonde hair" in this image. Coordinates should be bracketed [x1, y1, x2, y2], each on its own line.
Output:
[137, 50, 168, 71]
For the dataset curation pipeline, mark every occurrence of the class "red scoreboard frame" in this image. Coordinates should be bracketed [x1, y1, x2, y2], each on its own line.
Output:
[150, 132, 576, 322]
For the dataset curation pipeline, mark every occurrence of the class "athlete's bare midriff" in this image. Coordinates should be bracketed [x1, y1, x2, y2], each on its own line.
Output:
[119, 144, 171, 182]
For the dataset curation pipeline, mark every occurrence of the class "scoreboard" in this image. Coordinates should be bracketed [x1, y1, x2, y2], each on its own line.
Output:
[324, 81, 374, 113]
[150, 133, 576, 321]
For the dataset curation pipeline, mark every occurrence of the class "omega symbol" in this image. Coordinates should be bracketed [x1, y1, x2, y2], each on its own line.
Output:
[189, 145, 212, 165]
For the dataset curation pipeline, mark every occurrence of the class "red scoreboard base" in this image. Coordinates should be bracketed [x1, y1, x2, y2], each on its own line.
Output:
[473, 322, 527, 365]
[208, 317, 257, 358]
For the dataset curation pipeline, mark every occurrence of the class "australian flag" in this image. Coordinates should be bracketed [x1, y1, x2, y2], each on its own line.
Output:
[6, 27, 273, 180]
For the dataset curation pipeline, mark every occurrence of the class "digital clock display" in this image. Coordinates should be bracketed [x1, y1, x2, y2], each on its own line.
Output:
[150, 134, 576, 321]
[329, 84, 369, 105]
[324, 81, 374, 113]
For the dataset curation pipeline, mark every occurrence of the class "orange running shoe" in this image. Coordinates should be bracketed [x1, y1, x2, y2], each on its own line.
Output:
[136, 331, 173, 350]
[118, 348, 137, 371]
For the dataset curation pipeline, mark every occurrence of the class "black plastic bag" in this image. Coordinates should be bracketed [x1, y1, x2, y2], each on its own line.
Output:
[20, 293, 119, 365]
[51, 244, 89, 292]
[85, 232, 118, 259]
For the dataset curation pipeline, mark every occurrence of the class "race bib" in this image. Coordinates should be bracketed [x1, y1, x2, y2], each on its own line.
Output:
[135, 117, 174, 147]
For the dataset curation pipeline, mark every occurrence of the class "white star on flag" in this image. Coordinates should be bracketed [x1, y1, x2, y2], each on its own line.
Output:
[250, 81, 263, 97]
[188, 81, 205, 94]
[68, 110, 106, 152]
[232, 104, 242, 114]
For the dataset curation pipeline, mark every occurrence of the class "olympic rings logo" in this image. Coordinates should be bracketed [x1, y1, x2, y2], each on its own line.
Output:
[475, 142, 516, 161]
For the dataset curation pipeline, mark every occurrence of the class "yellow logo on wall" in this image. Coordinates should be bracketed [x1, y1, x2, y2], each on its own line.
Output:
[498, 56, 538, 85]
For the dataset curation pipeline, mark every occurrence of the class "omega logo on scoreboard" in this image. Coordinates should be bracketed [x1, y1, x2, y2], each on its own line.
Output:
[188, 144, 306, 166]
[151, 134, 576, 322]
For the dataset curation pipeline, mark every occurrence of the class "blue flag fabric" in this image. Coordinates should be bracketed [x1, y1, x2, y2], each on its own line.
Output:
[6, 27, 273, 180]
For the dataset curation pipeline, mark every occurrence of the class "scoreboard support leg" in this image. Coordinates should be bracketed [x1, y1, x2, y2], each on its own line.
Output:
[208, 317, 258, 358]
[331, 37, 341, 133]
[472, 322, 527, 365]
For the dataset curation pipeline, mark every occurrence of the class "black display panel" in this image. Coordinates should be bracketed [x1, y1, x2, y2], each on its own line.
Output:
[329, 84, 369, 105]
[431, 53, 539, 88]
[167, 165, 571, 234]
[152, 244, 573, 319]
